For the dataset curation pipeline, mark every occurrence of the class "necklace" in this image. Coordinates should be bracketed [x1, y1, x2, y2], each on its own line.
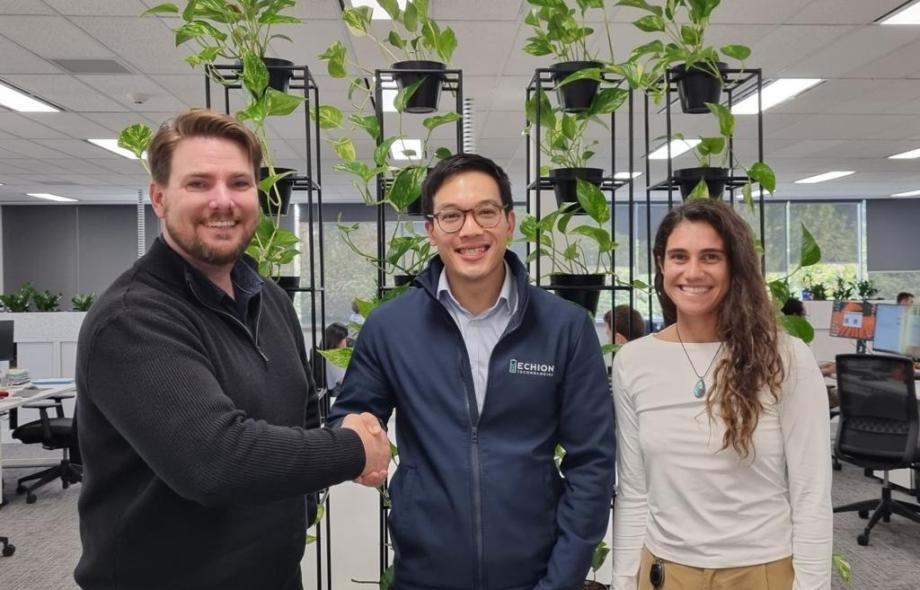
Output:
[675, 324, 723, 399]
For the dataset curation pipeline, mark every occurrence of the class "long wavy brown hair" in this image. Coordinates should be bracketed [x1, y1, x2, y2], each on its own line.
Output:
[653, 199, 784, 458]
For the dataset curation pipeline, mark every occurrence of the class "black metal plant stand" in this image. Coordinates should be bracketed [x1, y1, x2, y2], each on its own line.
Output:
[204, 63, 332, 590]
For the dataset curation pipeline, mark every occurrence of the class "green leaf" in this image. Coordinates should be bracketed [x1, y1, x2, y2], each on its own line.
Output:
[742, 182, 754, 211]
[259, 14, 300, 25]
[311, 105, 344, 129]
[403, 1, 418, 32]
[571, 225, 616, 252]
[587, 87, 628, 116]
[561, 114, 577, 140]
[387, 30, 406, 49]
[769, 279, 790, 305]
[575, 178, 609, 224]
[242, 52, 269, 97]
[799, 223, 821, 268]
[524, 36, 554, 57]
[349, 114, 381, 140]
[833, 554, 852, 583]
[265, 88, 305, 117]
[422, 111, 462, 131]
[332, 137, 357, 161]
[318, 41, 347, 79]
[720, 44, 751, 62]
[394, 77, 426, 113]
[237, 97, 268, 125]
[697, 136, 725, 157]
[142, 3, 179, 16]
[748, 161, 776, 194]
[615, 0, 663, 16]
[378, 0, 402, 20]
[633, 14, 665, 32]
[631, 279, 649, 290]
[435, 147, 452, 160]
[258, 169, 294, 193]
[117, 124, 154, 160]
[375, 136, 401, 167]
[387, 166, 426, 211]
[436, 26, 457, 63]
[318, 347, 353, 369]
[705, 102, 735, 137]
[526, 88, 556, 132]
[781, 314, 815, 343]
[555, 67, 602, 89]
[688, 178, 709, 200]
[681, 25, 701, 47]
[591, 541, 610, 573]
[342, 6, 372, 37]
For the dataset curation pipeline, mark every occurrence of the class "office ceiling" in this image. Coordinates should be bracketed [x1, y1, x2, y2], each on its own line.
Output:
[1, 0, 920, 205]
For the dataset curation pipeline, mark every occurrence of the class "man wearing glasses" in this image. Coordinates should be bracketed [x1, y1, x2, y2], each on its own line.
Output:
[329, 153, 614, 589]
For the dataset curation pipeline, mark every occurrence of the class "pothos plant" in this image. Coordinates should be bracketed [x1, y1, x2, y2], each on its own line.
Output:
[338, 0, 456, 66]
[519, 179, 617, 276]
[133, 0, 304, 279]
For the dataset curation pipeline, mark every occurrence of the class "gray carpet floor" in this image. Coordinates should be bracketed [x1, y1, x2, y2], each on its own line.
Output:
[1, 444, 919, 590]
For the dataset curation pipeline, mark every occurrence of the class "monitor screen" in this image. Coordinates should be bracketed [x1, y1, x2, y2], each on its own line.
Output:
[829, 300, 877, 340]
[873, 303, 920, 359]
[0, 320, 13, 363]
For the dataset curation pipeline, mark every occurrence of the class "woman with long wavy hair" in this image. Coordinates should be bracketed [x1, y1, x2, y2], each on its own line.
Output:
[611, 199, 832, 590]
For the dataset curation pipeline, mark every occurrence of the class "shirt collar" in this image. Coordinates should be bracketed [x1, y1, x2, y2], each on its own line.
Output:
[437, 260, 516, 318]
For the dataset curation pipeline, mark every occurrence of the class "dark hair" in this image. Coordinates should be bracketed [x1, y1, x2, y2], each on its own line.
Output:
[604, 305, 646, 341]
[321, 322, 349, 351]
[147, 108, 262, 186]
[420, 153, 513, 215]
[897, 291, 915, 304]
[781, 297, 805, 317]
[652, 199, 784, 458]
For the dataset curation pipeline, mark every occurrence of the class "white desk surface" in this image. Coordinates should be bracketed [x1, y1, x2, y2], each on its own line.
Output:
[0, 380, 76, 505]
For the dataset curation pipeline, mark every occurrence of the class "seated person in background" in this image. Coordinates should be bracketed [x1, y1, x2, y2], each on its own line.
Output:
[315, 322, 349, 396]
[897, 291, 914, 306]
[782, 297, 836, 379]
[604, 305, 646, 344]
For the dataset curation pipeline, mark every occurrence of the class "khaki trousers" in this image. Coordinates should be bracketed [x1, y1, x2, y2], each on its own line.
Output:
[638, 547, 794, 590]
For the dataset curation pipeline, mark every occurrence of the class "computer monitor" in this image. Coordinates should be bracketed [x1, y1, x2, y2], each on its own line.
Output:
[872, 303, 920, 359]
[0, 320, 14, 364]
[829, 300, 877, 340]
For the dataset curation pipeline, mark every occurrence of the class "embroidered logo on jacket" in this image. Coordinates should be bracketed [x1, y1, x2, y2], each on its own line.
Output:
[509, 359, 555, 377]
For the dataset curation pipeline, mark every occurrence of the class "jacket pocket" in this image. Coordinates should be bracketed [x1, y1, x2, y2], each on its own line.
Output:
[387, 465, 418, 556]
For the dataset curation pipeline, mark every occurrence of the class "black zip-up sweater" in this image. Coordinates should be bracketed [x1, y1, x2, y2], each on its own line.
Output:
[74, 238, 365, 590]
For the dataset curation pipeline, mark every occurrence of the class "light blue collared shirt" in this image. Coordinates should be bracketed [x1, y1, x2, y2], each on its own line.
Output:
[437, 262, 518, 414]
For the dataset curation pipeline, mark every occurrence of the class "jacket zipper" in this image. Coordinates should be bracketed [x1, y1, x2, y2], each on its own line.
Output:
[187, 279, 269, 363]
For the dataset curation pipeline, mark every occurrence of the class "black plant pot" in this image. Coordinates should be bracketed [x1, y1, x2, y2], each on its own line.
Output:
[550, 61, 602, 113]
[392, 60, 446, 114]
[274, 275, 299, 301]
[674, 167, 728, 200]
[259, 167, 297, 215]
[393, 274, 416, 287]
[263, 57, 294, 93]
[549, 273, 606, 315]
[549, 168, 604, 213]
[671, 62, 726, 114]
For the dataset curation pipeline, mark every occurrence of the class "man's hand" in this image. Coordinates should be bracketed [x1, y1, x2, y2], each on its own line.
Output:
[342, 412, 390, 487]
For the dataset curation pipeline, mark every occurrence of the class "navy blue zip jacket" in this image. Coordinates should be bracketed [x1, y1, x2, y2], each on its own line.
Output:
[328, 251, 615, 590]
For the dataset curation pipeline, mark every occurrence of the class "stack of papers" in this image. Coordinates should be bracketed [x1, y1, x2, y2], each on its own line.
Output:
[5, 368, 30, 387]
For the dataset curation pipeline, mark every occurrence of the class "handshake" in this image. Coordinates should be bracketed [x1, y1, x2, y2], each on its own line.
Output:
[342, 412, 391, 487]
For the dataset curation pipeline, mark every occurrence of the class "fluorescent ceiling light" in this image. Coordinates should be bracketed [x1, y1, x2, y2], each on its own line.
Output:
[880, 1, 920, 24]
[614, 171, 642, 179]
[794, 171, 854, 184]
[731, 78, 822, 115]
[888, 147, 920, 159]
[0, 79, 59, 112]
[350, 0, 407, 20]
[87, 138, 142, 160]
[27, 192, 78, 202]
[891, 189, 920, 197]
[390, 139, 422, 160]
[648, 139, 700, 160]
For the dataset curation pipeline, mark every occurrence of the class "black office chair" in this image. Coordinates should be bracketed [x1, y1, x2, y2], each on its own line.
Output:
[832, 354, 920, 546]
[11, 394, 82, 504]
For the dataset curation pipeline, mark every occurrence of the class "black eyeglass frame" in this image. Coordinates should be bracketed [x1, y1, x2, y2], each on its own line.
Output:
[425, 203, 512, 234]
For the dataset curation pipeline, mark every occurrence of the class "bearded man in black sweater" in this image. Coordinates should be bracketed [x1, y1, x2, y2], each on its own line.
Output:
[74, 109, 390, 590]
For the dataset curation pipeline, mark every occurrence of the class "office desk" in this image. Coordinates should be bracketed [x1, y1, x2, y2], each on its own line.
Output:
[0, 381, 76, 505]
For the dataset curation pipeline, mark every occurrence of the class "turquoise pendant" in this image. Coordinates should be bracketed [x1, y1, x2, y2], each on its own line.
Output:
[693, 379, 706, 399]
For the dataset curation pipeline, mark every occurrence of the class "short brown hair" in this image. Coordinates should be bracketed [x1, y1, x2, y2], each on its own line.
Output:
[603, 305, 645, 341]
[147, 108, 262, 186]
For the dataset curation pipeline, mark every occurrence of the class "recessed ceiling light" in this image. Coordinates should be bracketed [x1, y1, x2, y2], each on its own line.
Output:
[390, 139, 422, 161]
[648, 139, 701, 160]
[350, 0, 408, 20]
[87, 138, 142, 160]
[887, 147, 920, 159]
[0, 79, 59, 112]
[880, 1, 920, 24]
[794, 171, 854, 184]
[27, 192, 78, 202]
[732, 78, 823, 115]
[891, 189, 920, 197]
[614, 171, 642, 179]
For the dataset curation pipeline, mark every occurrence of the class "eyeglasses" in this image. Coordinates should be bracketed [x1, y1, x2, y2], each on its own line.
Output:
[427, 203, 508, 233]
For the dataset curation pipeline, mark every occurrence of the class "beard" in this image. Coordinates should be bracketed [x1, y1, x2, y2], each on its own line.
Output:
[163, 213, 256, 267]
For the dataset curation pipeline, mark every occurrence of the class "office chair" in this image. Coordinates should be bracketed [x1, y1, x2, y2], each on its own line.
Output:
[11, 393, 82, 504]
[832, 354, 920, 546]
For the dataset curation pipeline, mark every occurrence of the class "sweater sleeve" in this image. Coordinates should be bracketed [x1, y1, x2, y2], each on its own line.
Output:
[611, 348, 646, 590]
[782, 338, 833, 590]
[82, 308, 366, 507]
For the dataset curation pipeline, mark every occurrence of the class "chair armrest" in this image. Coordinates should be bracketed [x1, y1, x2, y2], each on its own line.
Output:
[19, 402, 55, 441]
[22, 400, 58, 409]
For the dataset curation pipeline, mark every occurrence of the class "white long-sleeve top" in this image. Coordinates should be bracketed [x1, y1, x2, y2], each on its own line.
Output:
[611, 333, 832, 590]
